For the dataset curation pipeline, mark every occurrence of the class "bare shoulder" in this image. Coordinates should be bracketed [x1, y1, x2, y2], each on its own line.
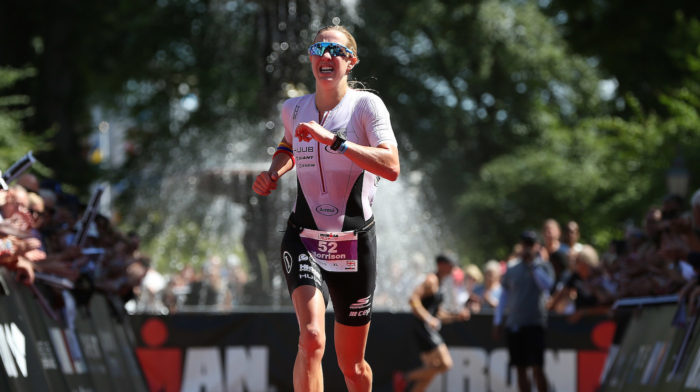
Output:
[423, 273, 439, 293]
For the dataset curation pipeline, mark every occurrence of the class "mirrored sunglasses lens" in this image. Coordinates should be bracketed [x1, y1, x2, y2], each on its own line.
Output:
[329, 46, 345, 57]
[309, 43, 324, 56]
[309, 43, 349, 57]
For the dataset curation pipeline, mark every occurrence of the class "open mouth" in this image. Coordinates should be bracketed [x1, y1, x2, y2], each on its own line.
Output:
[319, 66, 334, 74]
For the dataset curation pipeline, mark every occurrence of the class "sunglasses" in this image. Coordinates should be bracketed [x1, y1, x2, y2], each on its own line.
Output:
[308, 42, 355, 58]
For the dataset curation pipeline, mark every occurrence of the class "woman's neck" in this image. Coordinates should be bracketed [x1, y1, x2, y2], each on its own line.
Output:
[315, 83, 348, 112]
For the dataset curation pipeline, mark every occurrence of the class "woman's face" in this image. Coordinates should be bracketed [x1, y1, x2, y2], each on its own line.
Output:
[310, 30, 357, 88]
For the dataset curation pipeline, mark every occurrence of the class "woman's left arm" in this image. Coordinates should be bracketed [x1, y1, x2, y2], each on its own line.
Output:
[342, 142, 400, 181]
[295, 121, 400, 181]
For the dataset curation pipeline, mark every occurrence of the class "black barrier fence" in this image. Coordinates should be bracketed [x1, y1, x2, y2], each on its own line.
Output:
[8, 260, 696, 392]
[600, 296, 700, 392]
[130, 310, 622, 392]
[0, 268, 148, 392]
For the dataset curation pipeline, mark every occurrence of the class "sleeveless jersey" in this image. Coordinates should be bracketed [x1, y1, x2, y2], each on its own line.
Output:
[282, 89, 397, 232]
[421, 275, 445, 317]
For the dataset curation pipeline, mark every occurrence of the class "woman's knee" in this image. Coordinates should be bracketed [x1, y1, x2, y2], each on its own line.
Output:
[430, 346, 452, 372]
[298, 325, 326, 358]
[338, 358, 371, 380]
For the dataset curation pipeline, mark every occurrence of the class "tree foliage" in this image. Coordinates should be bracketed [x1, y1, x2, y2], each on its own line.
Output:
[0, 67, 49, 173]
[1, 0, 699, 270]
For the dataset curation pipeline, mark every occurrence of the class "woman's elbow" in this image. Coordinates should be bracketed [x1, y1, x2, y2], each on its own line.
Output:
[384, 163, 400, 181]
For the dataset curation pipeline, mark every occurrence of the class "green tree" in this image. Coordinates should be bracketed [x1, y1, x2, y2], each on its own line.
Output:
[0, 67, 48, 172]
[543, 0, 700, 113]
[459, 92, 700, 260]
[357, 0, 613, 259]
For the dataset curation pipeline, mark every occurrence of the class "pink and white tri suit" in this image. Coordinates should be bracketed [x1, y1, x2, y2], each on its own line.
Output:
[279, 88, 397, 326]
[282, 88, 397, 232]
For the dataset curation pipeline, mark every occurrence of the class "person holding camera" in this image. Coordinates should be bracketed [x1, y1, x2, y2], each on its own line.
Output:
[548, 245, 616, 323]
[252, 24, 399, 392]
[493, 231, 554, 392]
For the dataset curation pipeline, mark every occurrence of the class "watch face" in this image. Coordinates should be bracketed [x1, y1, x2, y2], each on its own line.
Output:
[329, 128, 347, 151]
[333, 128, 347, 140]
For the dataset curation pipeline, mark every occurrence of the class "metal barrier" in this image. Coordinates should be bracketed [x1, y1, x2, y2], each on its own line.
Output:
[0, 268, 148, 392]
[600, 296, 700, 392]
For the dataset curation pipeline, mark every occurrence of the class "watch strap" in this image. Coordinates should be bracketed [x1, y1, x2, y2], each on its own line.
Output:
[330, 134, 346, 151]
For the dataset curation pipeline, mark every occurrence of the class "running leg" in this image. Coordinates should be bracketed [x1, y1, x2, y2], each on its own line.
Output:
[292, 285, 327, 392]
[516, 366, 531, 392]
[335, 321, 373, 392]
[532, 365, 548, 392]
[406, 344, 452, 392]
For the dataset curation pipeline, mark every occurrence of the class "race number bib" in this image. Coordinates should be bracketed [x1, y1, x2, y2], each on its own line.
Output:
[299, 229, 359, 272]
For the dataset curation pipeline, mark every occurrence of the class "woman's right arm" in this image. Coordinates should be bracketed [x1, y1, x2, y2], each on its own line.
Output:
[252, 136, 295, 196]
[410, 274, 441, 329]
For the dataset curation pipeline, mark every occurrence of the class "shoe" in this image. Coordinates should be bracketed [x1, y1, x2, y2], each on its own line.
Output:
[393, 371, 407, 392]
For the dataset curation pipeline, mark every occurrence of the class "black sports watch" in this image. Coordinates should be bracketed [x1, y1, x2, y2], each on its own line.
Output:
[330, 133, 347, 151]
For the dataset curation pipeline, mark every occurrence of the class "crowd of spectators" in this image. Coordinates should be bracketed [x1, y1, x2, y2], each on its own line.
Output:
[7, 162, 696, 320]
[0, 163, 250, 317]
[445, 188, 700, 323]
[130, 254, 249, 314]
[0, 172, 150, 316]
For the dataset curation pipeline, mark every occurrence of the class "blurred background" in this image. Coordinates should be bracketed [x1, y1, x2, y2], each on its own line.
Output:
[1, 0, 699, 312]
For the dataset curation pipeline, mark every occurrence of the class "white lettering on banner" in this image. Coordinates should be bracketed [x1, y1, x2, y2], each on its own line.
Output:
[5, 323, 27, 377]
[78, 334, 102, 360]
[63, 328, 87, 374]
[0, 322, 27, 378]
[180, 346, 271, 392]
[181, 348, 224, 392]
[449, 347, 489, 392]
[48, 327, 74, 374]
[488, 349, 519, 392]
[225, 346, 268, 392]
[0, 324, 17, 377]
[544, 350, 577, 391]
[426, 348, 576, 392]
[36, 340, 58, 370]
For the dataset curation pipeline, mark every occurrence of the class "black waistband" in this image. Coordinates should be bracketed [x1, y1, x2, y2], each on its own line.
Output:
[287, 214, 375, 234]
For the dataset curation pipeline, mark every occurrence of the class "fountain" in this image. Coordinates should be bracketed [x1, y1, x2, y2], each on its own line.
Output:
[111, 3, 453, 312]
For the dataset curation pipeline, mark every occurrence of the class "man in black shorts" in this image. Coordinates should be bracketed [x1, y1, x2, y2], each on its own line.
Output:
[493, 231, 554, 392]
